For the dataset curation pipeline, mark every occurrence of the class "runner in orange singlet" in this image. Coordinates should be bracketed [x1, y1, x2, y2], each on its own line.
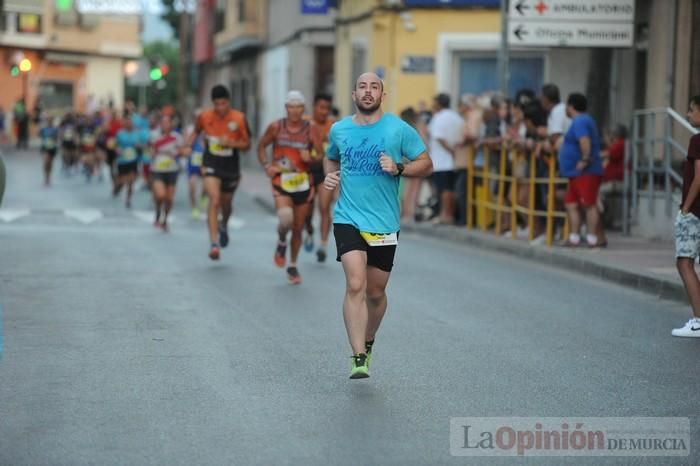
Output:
[185, 85, 250, 261]
[257, 91, 323, 284]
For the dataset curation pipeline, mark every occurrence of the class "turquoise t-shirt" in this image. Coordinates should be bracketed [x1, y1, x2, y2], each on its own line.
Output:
[116, 129, 141, 165]
[326, 113, 426, 233]
[139, 128, 152, 163]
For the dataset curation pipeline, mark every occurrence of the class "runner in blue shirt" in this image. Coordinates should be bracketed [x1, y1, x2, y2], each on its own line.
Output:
[187, 132, 206, 219]
[115, 117, 142, 208]
[324, 72, 433, 379]
[39, 117, 59, 186]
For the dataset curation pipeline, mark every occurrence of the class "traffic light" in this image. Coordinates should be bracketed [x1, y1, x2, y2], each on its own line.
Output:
[149, 63, 169, 81]
[56, 0, 74, 12]
[149, 67, 163, 81]
[18, 58, 31, 72]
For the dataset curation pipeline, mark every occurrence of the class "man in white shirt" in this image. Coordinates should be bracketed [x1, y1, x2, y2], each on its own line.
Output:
[541, 83, 571, 149]
[428, 93, 464, 224]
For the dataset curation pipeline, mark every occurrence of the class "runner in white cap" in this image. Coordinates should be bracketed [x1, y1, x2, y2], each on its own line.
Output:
[257, 90, 324, 284]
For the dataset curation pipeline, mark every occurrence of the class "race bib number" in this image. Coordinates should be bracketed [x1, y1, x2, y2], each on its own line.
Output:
[311, 142, 330, 160]
[82, 135, 95, 146]
[122, 147, 137, 162]
[191, 151, 203, 166]
[106, 138, 116, 150]
[360, 231, 398, 247]
[154, 156, 176, 171]
[208, 137, 233, 157]
[43, 138, 56, 149]
[281, 172, 310, 193]
[63, 129, 74, 140]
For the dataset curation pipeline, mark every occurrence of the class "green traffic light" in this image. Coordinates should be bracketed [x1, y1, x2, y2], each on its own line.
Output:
[56, 0, 73, 12]
[10, 66, 19, 77]
[149, 68, 163, 81]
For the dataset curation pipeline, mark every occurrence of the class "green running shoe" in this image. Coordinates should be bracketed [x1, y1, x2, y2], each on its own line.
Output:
[365, 341, 374, 368]
[349, 353, 370, 379]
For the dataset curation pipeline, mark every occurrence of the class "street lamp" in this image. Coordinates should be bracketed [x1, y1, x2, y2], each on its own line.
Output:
[18, 58, 32, 72]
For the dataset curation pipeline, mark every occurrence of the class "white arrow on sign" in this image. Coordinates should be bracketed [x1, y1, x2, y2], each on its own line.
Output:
[64, 209, 103, 224]
[0, 208, 30, 222]
[508, 21, 634, 47]
[509, 0, 635, 22]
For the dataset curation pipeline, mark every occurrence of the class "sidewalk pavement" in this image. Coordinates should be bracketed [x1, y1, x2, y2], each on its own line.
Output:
[239, 167, 687, 303]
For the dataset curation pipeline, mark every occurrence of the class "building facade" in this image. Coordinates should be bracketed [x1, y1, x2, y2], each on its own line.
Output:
[0, 0, 142, 116]
[333, 0, 698, 131]
[193, 0, 336, 136]
[260, 0, 335, 128]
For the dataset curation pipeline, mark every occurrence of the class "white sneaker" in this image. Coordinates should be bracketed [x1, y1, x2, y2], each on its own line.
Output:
[671, 318, 700, 337]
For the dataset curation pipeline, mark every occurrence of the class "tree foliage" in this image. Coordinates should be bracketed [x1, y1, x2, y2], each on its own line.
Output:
[124, 41, 181, 110]
[160, 0, 181, 39]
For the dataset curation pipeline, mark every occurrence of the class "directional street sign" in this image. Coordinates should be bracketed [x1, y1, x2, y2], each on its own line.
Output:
[508, 0, 635, 48]
[509, 21, 634, 47]
[509, 0, 634, 21]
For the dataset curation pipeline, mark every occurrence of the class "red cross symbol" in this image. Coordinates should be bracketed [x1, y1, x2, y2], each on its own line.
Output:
[535, 1, 548, 14]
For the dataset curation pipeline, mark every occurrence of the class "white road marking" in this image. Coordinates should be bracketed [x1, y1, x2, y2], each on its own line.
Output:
[64, 209, 103, 224]
[0, 208, 31, 222]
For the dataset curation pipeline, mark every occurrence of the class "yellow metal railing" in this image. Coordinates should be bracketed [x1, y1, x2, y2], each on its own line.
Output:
[465, 145, 569, 247]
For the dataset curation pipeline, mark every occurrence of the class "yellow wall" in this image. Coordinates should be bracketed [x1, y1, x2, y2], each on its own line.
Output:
[391, 10, 499, 113]
[215, 0, 267, 48]
[42, 2, 141, 58]
[334, 6, 500, 115]
[334, 0, 378, 115]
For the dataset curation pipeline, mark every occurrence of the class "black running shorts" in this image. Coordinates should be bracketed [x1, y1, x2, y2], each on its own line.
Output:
[152, 172, 178, 186]
[333, 223, 398, 273]
[203, 166, 240, 194]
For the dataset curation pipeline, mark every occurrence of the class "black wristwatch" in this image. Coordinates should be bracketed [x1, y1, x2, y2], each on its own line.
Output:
[395, 163, 405, 177]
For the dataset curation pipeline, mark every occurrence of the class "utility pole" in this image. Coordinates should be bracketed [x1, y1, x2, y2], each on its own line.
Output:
[497, 0, 510, 97]
[178, 0, 190, 124]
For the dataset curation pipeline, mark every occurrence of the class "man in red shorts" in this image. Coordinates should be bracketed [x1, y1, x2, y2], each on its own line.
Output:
[559, 93, 606, 247]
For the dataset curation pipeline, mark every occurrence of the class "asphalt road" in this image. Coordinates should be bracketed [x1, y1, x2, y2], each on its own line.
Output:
[0, 149, 698, 465]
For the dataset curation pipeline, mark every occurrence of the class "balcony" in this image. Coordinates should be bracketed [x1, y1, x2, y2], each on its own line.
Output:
[214, 0, 266, 60]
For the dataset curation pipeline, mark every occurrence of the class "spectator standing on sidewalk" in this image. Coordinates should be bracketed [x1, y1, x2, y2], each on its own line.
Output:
[598, 124, 628, 229]
[560, 93, 606, 247]
[399, 107, 429, 225]
[601, 124, 627, 184]
[537, 84, 571, 243]
[14, 99, 29, 149]
[428, 93, 464, 224]
[455, 94, 481, 226]
[501, 97, 529, 235]
[541, 83, 571, 151]
[672, 95, 700, 338]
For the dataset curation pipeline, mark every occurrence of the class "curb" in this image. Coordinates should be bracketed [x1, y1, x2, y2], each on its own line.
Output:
[400, 223, 685, 303]
[250, 191, 685, 303]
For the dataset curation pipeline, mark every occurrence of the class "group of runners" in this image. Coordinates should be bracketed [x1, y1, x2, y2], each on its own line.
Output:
[39, 111, 105, 186]
[37, 73, 434, 379]
[198, 75, 432, 379]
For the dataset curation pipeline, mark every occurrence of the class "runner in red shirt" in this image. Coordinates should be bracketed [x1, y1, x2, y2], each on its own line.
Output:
[150, 115, 185, 232]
